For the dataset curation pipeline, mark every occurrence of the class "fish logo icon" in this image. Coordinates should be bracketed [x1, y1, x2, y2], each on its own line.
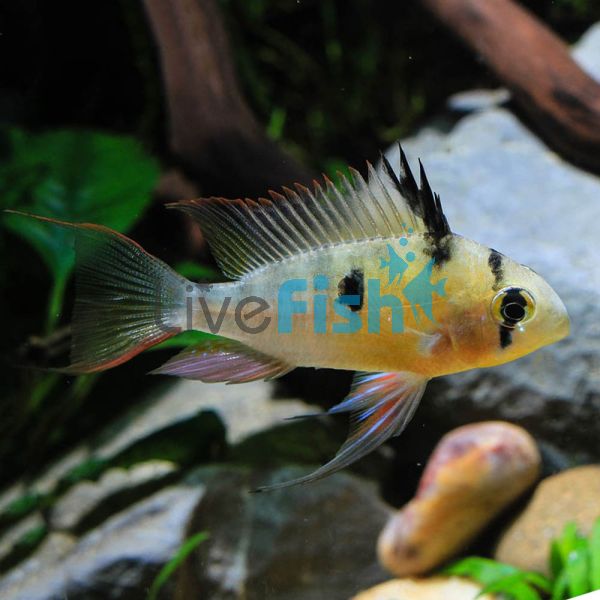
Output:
[403, 258, 447, 325]
[379, 239, 447, 326]
[380, 243, 410, 285]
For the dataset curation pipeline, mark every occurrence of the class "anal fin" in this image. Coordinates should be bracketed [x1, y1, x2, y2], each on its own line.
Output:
[151, 338, 293, 384]
[253, 371, 428, 492]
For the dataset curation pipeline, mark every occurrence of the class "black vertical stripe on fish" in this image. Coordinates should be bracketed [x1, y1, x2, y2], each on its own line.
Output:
[338, 269, 364, 312]
[488, 249, 504, 291]
[499, 325, 513, 348]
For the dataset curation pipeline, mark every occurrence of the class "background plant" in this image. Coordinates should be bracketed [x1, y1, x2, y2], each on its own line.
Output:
[445, 518, 600, 600]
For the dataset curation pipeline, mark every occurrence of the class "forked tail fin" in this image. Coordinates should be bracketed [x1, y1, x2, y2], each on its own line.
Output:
[7, 212, 188, 373]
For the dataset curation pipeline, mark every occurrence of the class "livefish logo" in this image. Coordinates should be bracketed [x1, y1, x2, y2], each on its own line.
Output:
[175, 236, 447, 336]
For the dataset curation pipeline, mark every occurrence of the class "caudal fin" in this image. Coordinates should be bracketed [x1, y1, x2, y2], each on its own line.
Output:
[8, 212, 188, 373]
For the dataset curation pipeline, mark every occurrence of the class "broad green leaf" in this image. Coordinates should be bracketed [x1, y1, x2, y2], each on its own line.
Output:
[508, 582, 543, 600]
[445, 557, 519, 585]
[447, 557, 550, 600]
[0, 127, 159, 331]
[551, 539, 565, 579]
[147, 531, 209, 600]
[552, 570, 570, 600]
[551, 522, 580, 576]
[480, 574, 542, 600]
[565, 541, 590, 597]
[522, 571, 553, 593]
[551, 521, 590, 597]
[591, 518, 600, 590]
[558, 522, 580, 555]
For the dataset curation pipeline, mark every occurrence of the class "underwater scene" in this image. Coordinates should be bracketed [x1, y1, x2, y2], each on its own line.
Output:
[1, 1, 600, 599]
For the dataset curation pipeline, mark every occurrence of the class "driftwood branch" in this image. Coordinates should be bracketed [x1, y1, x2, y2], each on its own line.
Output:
[143, 0, 311, 198]
[421, 0, 600, 172]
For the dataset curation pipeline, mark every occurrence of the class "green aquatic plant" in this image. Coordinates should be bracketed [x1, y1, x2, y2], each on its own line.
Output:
[147, 531, 210, 600]
[0, 127, 159, 333]
[550, 520, 600, 600]
[446, 518, 600, 600]
[446, 557, 551, 600]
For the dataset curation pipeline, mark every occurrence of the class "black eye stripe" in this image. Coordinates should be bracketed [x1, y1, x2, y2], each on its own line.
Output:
[499, 325, 513, 348]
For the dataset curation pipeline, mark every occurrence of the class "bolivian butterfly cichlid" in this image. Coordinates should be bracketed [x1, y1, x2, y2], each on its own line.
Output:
[10, 146, 569, 492]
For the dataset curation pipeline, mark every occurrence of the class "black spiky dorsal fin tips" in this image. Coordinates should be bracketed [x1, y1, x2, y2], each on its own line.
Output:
[380, 143, 424, 222]
[418, 158, 432, 196]
[398, 144, 420, 205]
[434, 191, 449, 237]
[379, 151, 399, 186]
[418, 158, 438, 236]
[379, 143, 453, 265]
[393, 144, 450, 241]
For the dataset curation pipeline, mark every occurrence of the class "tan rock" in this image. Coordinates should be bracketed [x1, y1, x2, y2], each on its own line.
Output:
[495, 464, 600, 574]
[351, 576, 496, 600]
[378, 422, 540, 576]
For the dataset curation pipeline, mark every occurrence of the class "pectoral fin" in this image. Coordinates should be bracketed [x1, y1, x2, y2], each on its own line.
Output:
[151, 338, 293, 384]
[253, 371, 428, 492]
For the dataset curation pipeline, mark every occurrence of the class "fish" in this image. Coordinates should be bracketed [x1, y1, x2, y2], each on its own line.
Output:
[8, 146, 570, 492]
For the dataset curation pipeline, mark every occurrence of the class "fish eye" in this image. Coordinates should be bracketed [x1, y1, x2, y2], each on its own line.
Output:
[491, 287, 535, 327]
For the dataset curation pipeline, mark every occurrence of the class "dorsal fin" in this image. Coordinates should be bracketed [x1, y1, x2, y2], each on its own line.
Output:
[168, 144, 450, 280]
